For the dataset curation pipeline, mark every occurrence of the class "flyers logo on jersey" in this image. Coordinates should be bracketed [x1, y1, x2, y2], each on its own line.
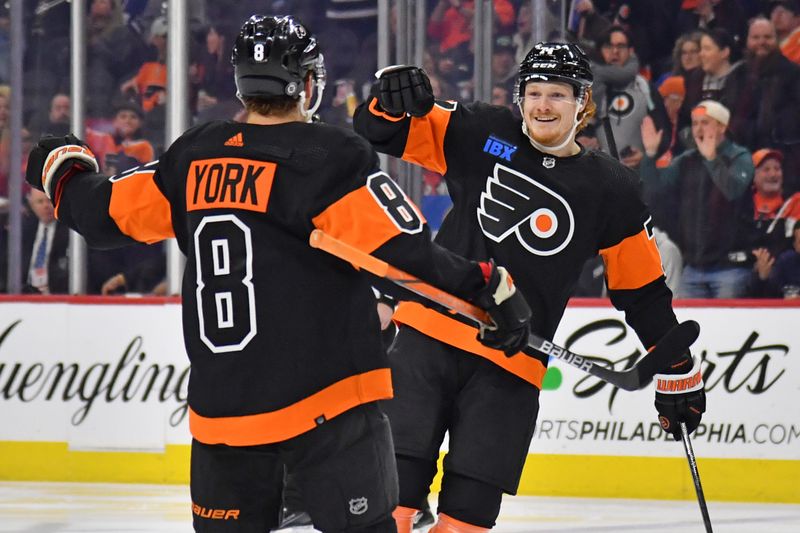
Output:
[477, 164, 574, 256]
[186, 157, 276, 212]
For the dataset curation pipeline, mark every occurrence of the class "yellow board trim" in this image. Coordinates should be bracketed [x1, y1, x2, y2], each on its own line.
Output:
[0, 442, 190, 484]
[2, 442, 798, 503]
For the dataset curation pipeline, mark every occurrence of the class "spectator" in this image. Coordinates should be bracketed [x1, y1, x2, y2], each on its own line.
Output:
[427, 0, 515, 54]
[682, 28, 743, 120]
[655, 75, 688, 167]
[491, 35, 518, 88]
[490, 82, 513, 111]
[30, 93, 71, 138]
[751, 220, 800, 297]
[593, 26, 671, 168]
[86, 0, 151, 119]
[22, 188, 69, 294]
[770, 0, 800, 64]
[748, 148, 800, 256]
[640, 100, 754, 298]
[609, 0, 682, 76]
[191, 22, 239, 123]
[567, 0, 613, 52]
[678, 0, 748, 47]
[512, 2, 535, 63]
[105, 101, 154, 175]
[730, 17, 800, 188]
[120, 16, 168, 114]
[655, 31, 702, 86]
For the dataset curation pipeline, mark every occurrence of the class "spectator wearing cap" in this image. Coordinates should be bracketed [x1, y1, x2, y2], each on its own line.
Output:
[770, 0, 800, 64]
[751, 148, 800, 227]
[491, 35, 518, 88]
[120, 16, 168, 113]
[592, 26, 671, 169]
[654, 75, 687, 167]
[640, 100, 754, 298]
[728, 17, 800, 189]
[105, 101, 154, 175]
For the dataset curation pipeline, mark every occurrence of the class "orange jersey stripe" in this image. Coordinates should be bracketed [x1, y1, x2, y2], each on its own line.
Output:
[600, 228, 664, 290]
[109, 170, 174, 243]
[393, 301, 546, 388]
[312, 184, 424, 254]
[403, 104, 452, 174]
[189, 368, 393, 446]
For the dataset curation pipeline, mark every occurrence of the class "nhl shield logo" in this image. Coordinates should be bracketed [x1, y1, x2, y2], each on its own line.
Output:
[542, 157, 555, 169]
[349, 497, 369, 515]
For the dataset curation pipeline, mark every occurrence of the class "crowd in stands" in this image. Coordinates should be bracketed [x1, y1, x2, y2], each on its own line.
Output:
[1, 0, 799, 299]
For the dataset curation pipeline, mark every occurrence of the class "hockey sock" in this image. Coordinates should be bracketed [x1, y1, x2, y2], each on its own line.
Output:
[392, 505, 418, 533]
[437, 472, 503, 528]
[396, 454, 437, 508]
[428, 513, 490, 532]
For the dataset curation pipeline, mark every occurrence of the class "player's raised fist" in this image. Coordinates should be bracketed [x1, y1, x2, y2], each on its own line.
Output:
[26, 134, 99, 199]
[372, 65, 435, 118]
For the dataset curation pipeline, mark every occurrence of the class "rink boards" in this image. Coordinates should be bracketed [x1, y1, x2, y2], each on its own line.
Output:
[0, 296, 798, 503]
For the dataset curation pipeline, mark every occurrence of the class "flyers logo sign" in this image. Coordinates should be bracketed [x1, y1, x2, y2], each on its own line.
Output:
[478, 164, 574, 256]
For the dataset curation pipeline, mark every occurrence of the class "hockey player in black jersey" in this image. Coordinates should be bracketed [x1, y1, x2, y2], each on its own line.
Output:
[24, 15, 533, 533]
[353, 43, 706, 532]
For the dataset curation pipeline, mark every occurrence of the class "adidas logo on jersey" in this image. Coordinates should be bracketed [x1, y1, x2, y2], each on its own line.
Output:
[224, 132, 244, 147]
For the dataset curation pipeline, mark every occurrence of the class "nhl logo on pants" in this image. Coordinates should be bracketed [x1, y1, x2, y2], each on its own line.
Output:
[349, 497, 369, 515]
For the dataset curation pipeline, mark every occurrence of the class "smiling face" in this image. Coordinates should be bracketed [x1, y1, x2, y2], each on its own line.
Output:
[699, 34, 730, 75]
[747, 19, 778, 59]
[521, 81, 583, 148]
[754, 157, 783, 196]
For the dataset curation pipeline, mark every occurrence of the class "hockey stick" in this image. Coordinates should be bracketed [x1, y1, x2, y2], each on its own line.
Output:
[309, 230, 698, 390]
[681, 422, 713, 532]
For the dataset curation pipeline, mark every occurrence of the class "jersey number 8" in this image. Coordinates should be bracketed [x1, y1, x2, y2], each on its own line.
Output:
[194, 215, 257, 354]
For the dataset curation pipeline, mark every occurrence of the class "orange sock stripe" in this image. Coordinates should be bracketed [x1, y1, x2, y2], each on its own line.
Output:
[392, 505, 418, 533]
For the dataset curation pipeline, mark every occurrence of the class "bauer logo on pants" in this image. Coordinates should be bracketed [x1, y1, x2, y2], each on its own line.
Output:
[478, 163, 575, 256]
[348, 497, 368, 515]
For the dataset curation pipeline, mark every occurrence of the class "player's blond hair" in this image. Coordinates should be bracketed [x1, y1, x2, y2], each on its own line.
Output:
[576, 88, 596, 133]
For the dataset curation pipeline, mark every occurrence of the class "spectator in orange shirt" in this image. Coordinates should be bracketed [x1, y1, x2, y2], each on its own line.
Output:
[105, 100, 154, 175]
[120, 16, 167, 113]
[770, 0, 800, 64]
[427, 0, 515, 54]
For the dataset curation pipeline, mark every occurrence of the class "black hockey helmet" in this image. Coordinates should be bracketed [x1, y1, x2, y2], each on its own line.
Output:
[515, 42, 593, 103]
[231, 15, 325, 99]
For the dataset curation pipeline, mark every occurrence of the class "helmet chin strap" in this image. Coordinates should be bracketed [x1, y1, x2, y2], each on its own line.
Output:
[298, 78, 325, 122]
[519, 97, 584, 155]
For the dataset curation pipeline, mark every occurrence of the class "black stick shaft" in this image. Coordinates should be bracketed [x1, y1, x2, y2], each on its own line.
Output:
[681, 422, 713, 533]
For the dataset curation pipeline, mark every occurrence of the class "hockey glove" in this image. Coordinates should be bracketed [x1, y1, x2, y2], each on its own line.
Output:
[472, 260, 532, 356]
[371, 65, 435, 117]
[654, 353, 706, 440]
[26, 134, 99, 200]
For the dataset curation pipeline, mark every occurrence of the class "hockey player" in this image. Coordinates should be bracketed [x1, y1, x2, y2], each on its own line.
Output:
[24, 15, 532, 533]
[353, 43, 707, 532]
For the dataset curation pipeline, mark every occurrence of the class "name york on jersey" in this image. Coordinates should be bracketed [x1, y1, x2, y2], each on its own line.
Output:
[477, 163, 575, 256]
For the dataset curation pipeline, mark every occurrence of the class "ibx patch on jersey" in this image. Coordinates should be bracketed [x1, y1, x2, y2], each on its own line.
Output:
[478, 163, 575, 256]
[482, 135, 517, 162]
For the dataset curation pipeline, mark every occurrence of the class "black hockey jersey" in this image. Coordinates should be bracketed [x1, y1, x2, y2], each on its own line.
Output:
[354, 99, 678, 388]
[52, 120, 485, 446]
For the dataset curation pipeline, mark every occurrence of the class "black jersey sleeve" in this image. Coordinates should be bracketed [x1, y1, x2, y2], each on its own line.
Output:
[309, 131, 484, 299]
[596, 158, 678, 348]
[54, 160, 174, 250]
